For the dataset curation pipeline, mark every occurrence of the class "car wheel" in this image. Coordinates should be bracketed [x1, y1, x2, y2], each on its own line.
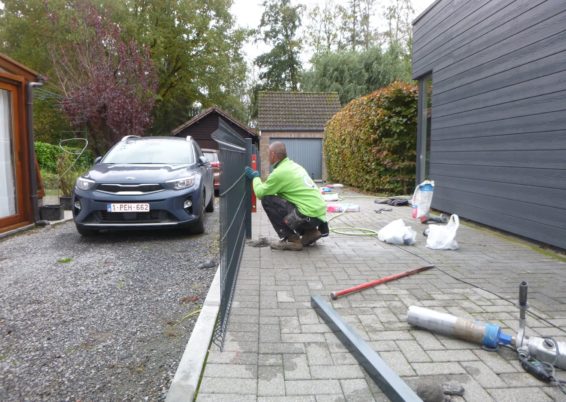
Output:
[188, 194, 205, 235]
[205, 193, 214, 212]
[76, 225, 98, 237]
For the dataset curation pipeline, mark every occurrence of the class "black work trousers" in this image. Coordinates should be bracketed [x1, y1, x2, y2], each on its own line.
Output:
[261, 195, 326, 239]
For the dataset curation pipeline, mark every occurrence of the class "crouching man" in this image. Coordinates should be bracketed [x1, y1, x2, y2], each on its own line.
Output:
[244, 142, 329, 251]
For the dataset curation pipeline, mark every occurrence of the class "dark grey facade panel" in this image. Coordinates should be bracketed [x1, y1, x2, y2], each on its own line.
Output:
[434, 9, 566, 78]
[432, 131, 565, 153]
[413, 0, 557, 78]
[431, 174, 566, 211]
[436, 47, 566, 105]
[434, 90, 566, 128]
[434, 70, 566, 118]
[426, 165, 566, 191]
[413, 0, 505, 60]
[413, 0, 462, 45]
[432, 110, 566, 140]
[413, 0, 566, 249]
[433, 191, 566, 248]
[432, 149, 565, 169]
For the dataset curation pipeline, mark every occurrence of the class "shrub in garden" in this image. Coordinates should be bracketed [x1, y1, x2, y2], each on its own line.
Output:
[35, 141, 94, 193]
[35, 141, 94, 174]
[324, 81, 418, 194]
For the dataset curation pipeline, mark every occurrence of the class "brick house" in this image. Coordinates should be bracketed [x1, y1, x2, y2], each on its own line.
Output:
[257, 92, 341, 181]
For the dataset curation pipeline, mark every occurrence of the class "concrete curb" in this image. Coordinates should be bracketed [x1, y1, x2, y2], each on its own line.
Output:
[166, 267, 220, 402]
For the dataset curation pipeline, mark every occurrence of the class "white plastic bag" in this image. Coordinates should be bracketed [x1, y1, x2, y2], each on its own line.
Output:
[378, 219, 417, 245]
[411, 180, 435, 220]
[426, 214, 460, 250]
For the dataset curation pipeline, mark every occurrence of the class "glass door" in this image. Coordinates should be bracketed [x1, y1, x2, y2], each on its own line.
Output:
[0, 81, 22, 224]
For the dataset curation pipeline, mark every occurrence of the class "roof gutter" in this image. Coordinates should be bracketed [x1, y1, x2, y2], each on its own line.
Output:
[26, 80, 44, 223]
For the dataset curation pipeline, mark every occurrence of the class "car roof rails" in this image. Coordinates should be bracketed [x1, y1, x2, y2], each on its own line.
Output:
[121, 135, 141, 142]
[185, 135, 193, 142]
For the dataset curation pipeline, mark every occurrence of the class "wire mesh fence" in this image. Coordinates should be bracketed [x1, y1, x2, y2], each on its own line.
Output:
[211, 120, 254, 349]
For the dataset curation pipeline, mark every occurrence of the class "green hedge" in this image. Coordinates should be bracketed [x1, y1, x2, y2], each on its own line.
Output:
[35, 141, 94, 174]
[324, 81, 418, 195]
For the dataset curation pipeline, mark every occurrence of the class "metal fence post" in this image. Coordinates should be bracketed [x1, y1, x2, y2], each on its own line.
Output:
[245, 138, 252, 239]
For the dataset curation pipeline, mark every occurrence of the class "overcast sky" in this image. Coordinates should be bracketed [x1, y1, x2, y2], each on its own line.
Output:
[231, 0, 436, 66]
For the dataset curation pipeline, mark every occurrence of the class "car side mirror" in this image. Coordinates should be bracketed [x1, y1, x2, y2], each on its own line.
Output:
[199, 156, 209, 165]
[94, 156, 102, 164]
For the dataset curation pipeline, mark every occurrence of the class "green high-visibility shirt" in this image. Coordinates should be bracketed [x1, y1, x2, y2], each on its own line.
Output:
[252, 157, 327, 222]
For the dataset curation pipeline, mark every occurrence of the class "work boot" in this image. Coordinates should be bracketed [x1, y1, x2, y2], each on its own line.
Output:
[319, 222, 329, 237]
[301, 229, 322, 246]
[270, 234, 303, 251]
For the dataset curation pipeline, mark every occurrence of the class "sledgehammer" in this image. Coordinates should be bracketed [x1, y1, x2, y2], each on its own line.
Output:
[330, 265, 434, 300]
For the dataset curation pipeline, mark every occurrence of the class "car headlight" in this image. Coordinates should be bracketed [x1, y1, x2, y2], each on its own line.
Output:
[76, 177, 95, 191]
[166, 176, 195, 190]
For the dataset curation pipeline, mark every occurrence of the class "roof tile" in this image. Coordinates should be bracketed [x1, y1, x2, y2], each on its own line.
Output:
[258, 91, 341, 131]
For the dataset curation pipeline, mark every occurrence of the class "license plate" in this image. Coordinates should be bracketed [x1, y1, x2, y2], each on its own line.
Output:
[107, 203, 150, 213]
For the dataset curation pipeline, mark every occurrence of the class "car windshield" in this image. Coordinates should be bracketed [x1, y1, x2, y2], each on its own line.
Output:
[102, 139, 195, 164]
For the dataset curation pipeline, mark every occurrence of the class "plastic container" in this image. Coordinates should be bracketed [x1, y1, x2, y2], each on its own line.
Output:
[411, 180, 434, 219]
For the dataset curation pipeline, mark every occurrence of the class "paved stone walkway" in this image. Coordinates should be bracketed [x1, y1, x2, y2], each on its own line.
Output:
[198, 188, 566, 401]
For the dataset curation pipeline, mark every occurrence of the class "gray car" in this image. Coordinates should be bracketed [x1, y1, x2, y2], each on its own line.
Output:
[72, 136, 214, 236]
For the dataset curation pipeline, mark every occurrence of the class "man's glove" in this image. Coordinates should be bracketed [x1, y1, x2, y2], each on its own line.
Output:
[244, 166, 260, 180]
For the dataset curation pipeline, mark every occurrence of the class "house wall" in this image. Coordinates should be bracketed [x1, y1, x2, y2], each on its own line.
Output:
[175, 114, 258, 151]
[259, 131, 327, 181]
[175, 114, 219, 149]
[412, 0, 566, 249]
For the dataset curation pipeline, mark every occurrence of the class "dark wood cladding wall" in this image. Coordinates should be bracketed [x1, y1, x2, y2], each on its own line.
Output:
[175, 114, 258, 150]
[177, 114, 219, 149]
[412, 0, 566, 249]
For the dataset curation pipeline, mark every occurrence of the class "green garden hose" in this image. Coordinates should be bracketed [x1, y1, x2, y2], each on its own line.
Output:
[330, 227, 378, 236]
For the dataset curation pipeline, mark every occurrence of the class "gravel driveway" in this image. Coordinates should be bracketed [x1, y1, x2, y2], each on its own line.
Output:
[0, 206, 219, 401]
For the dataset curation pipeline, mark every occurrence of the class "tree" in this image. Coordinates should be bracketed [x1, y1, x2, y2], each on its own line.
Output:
[383, 0, 414, 52]
[126, 0, 250, 133]
[50, 2, 158, 154]
[303, 0, 377, 56]
[304, 1, 343, 54]
[0, 0, 250, 140]
[254, 0, 304, 91]
[302, 46, 411, 105]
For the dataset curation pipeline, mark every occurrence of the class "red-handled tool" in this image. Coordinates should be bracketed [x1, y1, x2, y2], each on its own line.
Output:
[330, 265, 434, 300]
[251, 154, 257, 213]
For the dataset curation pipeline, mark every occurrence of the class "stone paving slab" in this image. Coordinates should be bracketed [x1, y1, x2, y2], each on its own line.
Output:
[198, 187, 566, 401]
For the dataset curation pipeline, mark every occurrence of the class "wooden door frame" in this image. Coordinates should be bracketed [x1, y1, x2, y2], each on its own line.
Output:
[0, 77, 31, 230]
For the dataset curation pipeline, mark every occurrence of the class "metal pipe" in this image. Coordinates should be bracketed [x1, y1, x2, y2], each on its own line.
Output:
[330, 265, 434, 300]
[516, 281, 528, 348]
[407, 306, 513, 349]
[26, 81, 44, 223]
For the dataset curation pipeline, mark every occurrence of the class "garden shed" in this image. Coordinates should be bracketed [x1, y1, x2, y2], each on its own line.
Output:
[257, 91, 341, 181]
[412, 0, 566, 249]
[0, 53, 44, 235]
[172, 107, 258, 150]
